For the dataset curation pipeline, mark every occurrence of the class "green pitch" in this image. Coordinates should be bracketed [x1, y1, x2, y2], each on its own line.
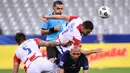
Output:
[0, 68, 130, 73]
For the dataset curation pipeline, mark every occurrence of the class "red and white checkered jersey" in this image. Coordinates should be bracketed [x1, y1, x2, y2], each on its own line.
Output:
[13, 38, 45, 67]
[56, 16, 82, 54]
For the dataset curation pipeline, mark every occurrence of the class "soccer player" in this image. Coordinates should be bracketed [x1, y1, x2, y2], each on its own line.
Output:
[12, 32, 70, 73]
[42, 15, 98, 54]
[41, 1, 68, 61]
[42, 15, 103, 65]
[58, 45, 89, 73]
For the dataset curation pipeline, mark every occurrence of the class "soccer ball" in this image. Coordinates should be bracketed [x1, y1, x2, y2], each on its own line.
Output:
[98, 6, 111, 19]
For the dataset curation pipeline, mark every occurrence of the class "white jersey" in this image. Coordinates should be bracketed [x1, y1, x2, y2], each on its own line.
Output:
[56, 16, 82, 54]
[15, 39, 41, 63]
[14, 38, 58, 73]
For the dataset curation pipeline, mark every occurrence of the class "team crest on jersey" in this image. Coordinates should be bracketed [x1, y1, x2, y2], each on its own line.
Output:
[59, 61, 64, 66]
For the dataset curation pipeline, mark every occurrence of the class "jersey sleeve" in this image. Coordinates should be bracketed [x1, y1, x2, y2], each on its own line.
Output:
[13, 54, 21, 64]
[81, 54, 89, 70]
[41, 21, 48, 29]
[34, 38, 41, 45]
[69, 16, 78, 22]
[58, 60, 65, 69]
[58, 51, 69, 69]
[73, 36, 81, 46]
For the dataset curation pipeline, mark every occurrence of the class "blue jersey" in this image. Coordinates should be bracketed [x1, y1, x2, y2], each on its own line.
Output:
[58, 51, 89, 73]
[41, 13, 68, 41]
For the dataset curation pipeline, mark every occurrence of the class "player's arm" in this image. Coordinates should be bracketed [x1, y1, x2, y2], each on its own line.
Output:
[82, 54, 89, 73]
[12, 54, 21, 73]
[12, 62, 20, 73]
[41, 22, 60, 35]
[81, 48, 103, 56]
[58, 54, 67, 73]
[59, 68, 64, 73]
[41, 28, 49, 35]
[41, 26, 60, 35]
[34, 38, 70, 47]
[83, 70, 89, 73]
[42, 15, 70, 21]
[42, 15, 78, 22]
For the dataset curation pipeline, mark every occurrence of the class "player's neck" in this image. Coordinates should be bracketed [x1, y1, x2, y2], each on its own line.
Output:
[18, 40, 26, 45]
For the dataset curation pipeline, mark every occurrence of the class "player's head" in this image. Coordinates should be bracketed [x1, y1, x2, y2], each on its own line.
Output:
[53, 1, 64, 15]
[81, 21, 94, 36]
[15, 32, 26, 45]
[70, 45, 81, 61]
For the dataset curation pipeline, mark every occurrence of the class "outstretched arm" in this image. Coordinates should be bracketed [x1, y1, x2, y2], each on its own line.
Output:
[81, 48, 103, 56]
[39, 40, 61, 47]
[34, 38, 72, 47]
[42, 15, 70, 21]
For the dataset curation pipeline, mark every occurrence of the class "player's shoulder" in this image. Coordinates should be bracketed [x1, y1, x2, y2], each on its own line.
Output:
[18, 39, 34, 47]
[80, 53, 86, 58]
[70, 17, 82, 25]
[75, 17, 82, 22]
[80, 53, 88, 61]
[64, 50, 70, 55]
[59, 51, 70, 62]
[61, 51, 70, 58]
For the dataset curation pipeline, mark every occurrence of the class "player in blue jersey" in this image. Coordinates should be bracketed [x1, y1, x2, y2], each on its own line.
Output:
[41, 1, 68, 61]
[58, 45, 89, 73]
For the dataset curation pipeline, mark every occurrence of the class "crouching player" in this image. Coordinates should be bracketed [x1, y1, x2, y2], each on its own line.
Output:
[12, 32, 70, 73]
[58, 45, 89, 73]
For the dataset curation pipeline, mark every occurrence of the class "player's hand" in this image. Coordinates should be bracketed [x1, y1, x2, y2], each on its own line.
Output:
[41, 15, 47, 22]
[54, 26, 60, 31]
[93, 48, 104, 53]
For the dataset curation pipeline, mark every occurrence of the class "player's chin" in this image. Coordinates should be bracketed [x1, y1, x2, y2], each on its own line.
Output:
[83, 34, 88, 36]
[56, 13, 62, 15]
[74, 58, 78, 61]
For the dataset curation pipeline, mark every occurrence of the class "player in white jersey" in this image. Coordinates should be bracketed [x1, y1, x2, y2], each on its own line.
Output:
[42, 15, 99, 54]
[42, 15, 104, 66]
[12, 32, 71, 73]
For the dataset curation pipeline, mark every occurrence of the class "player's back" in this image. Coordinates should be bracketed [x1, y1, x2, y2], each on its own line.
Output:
[15, 39, 41, 63]
[56, 17, 83, 54]
[58, 17, 82, 43]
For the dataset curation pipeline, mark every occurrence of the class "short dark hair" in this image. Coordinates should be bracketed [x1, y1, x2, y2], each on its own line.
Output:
[82, 21, 94, 30]
[53, 1, 63, 7]
[15, 32, 26, 45]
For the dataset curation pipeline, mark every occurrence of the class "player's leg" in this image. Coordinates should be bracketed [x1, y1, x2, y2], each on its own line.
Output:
[46, 46, 58, 59]
[54, 48, 62, 65]
[45, 62, 59, 73]
[37, 57, 58, 73]
[27, 57, 55, 73]
[27, 59, 41, 73]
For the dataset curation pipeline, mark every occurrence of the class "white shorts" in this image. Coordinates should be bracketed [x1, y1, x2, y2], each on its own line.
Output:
[27, 57, 58, 73]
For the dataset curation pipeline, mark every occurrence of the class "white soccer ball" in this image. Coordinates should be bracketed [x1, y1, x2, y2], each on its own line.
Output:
[98, 6, 111, 19]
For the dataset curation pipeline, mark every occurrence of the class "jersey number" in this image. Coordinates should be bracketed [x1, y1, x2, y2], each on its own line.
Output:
[62, 23, 74, 35]
[23, 47, 32, 54]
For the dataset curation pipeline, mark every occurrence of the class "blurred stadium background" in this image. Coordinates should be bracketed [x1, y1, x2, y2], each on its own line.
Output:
[0, 0, 130, 73]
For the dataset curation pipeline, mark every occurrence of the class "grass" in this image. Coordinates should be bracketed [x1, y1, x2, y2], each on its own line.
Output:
[1, 68, 130, 73]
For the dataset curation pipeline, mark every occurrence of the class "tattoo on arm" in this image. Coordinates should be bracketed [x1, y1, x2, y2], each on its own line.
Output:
[40, 40, 61, 47]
